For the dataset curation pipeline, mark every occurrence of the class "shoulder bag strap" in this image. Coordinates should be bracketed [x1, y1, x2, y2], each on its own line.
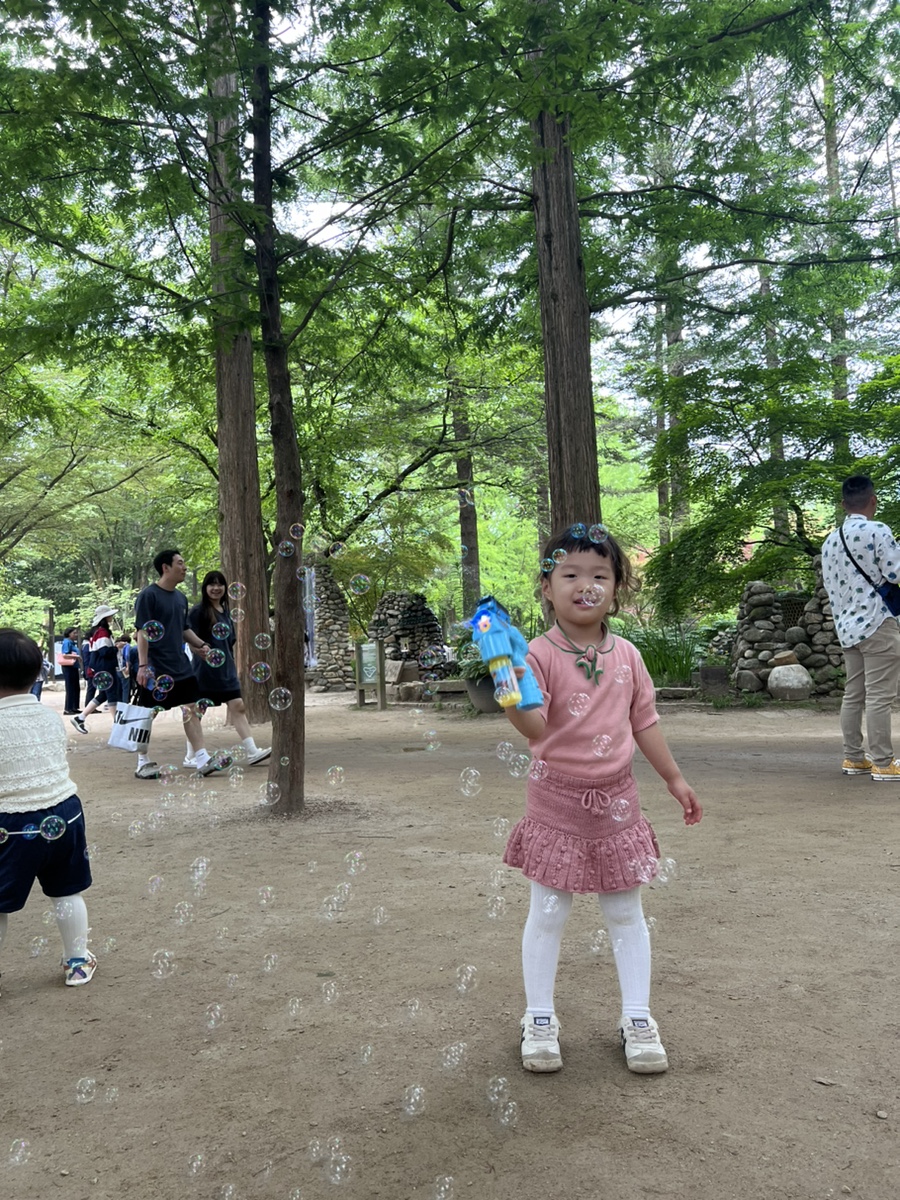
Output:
[838, 525, 879, 589]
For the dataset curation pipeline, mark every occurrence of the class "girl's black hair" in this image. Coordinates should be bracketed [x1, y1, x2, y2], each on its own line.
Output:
[62, 626, 78, 638]
[538, 523, 639, 617]
[200, 571, 229, 628]
[0, 627, 43, 689]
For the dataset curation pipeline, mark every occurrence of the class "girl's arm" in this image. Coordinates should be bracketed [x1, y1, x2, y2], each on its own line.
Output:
[633, 723, 702, 825]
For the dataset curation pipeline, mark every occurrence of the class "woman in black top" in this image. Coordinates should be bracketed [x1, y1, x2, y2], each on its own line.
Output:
[186, 571, 271, 767]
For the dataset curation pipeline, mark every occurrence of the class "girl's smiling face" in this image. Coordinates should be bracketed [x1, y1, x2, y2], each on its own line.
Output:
[206, 580, 226, 604]
[541, 549, 617, 636]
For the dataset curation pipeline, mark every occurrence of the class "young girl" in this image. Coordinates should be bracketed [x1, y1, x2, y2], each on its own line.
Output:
[71, 605, 120, 733]
[186, 572, 271, 768]
[503, 524, 702, 1074]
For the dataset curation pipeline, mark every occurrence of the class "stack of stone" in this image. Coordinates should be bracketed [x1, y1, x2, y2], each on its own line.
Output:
[797, 554, 844, 695]
[304, 562, 355, 693]
[732, 581, 782, 692]
[367, 592, 443, 666]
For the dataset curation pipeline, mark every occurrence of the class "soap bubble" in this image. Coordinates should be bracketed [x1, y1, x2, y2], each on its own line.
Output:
[324, 1150, 352, 1185]
[344, 849, 366, 875]
[402, 1084, 426, 1116]
[151, 949, 176, 979]
[103, 1086, 119, 1104]
[258, 781, 281, 806]
[154, 674, 174, 694]
[568, 692, 590, 718]
[349, 574, 370, 595]
[496, 1099, 519, 1129]
[552, 548, 568, 564]
[278, 539, 295, 557]
[174, 901, 194, 926]
[405, 997, 421, 1019]
[372, 905, 388, 927]
[227, 582, 246, 601]
[148, 874, 164, 895]
[75, 1077, 97, 1104]
[258, 885, 276, 910]
[189, 856, 210, 882]
[614, 664, 632, 685]
[196, 697, 214, 714]
[55, 898, 74, 919]
[508, 752, 530, 778]
[495, 741, 514, 762]
[588, 523, 609, 544]
[9, 1139, 32, 1166]
[253, 632, 272, 650]
[360, 1043, 374, 1065]
[288, 996, 302, 1017]
[646, 915, 657, 933]
[418, 646, 443, 669]
[486, 1075, 509, 1105]
[280, 756, 290, 766]
[440, 1042, 468, 1071]
[423, 730, 441, 751]
[93, 670, 113, 692]
[269, 688, 292, 711]
[570, 522, 587, 538]
[329, 541, 345, 557]
[457, 488, 474, 506]
[492, 817, 510, 839]
[231, 606, 245, 622]
[653, 855, 678, 885]
[542, 893, 560, 915]
[529, 759, 548, 782]
[211, 621, 231, 640]
[487, 895, 506, 919]
[250, 661, 271, 683]
[592, 733, 613, 758]
[322, 980, 339, 1004]
[540, 557, 555, 573]
[226, 973, 238, 990]
[630, 856, 657, 885]
[610, 796, 632, 822]
[188, 1153, 206, 1176]
[582, 584, 606, 607]
[263, 953, 278, 973]
[461, 544, 468, 558]
[142, 620, 165, 642]
[289, 522, 304, 539]
[434, 1176, 455, 1200]
[0, 828, 8, 845]
[308, 1138, 324, 1163]
[29, 936, 49, 957]
[205, 1003, 225, 1030]
[455, 964, 478, 994]
[459, 767, 482, 796]
[40, 814, 67, 841]
[295, 566, 307, 581]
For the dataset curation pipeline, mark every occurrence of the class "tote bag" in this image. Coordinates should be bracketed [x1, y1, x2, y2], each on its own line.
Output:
[108, 701, 155, 752]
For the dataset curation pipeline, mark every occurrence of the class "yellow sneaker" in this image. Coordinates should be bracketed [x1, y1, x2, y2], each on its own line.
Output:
[870, 760, 900, 781]
[841, 757, 873, 775]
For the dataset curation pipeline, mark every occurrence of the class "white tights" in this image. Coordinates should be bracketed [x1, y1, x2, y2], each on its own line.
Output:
[522, 881, 651, 1022]
[0, 893, 89, 965]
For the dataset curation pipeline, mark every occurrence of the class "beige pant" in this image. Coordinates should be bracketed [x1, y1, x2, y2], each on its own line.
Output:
[841, 618, 900, 766]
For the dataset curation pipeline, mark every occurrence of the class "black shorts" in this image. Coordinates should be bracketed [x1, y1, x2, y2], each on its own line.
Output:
[0, 794, 92, 912]
[198, 687, 242, 707]
[134, 675, 200, 711]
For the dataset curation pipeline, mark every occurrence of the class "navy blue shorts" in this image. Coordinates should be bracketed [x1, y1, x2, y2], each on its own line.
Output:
[134, 674, 200, 712]
[0, 795, 92, 912]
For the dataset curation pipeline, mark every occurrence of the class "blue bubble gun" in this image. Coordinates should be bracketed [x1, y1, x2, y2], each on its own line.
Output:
[469, 596, 544, 711]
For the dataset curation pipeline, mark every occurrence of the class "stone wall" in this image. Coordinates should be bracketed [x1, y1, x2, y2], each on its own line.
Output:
[305, 561, 355, 693]
[732, 557, 844, 696]
[367, 592, 443, 666]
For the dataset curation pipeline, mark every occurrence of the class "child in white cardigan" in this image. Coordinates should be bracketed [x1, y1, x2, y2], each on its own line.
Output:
[0, 628, 96, 995]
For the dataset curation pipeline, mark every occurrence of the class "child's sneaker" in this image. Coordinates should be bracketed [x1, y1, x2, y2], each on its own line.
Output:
[246, 747, 272, 766]
[71, 715, 88, 735]
[841, 757, 872, 775]
[520, 1014, 562, 1072]
[618, 1017, 668, 1074]
[871, 759, 900, 781]
[64, 954, 97, 987]
[134, 761, 160, 780]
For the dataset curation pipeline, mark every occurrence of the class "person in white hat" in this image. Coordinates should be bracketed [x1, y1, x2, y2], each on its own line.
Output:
[70, 605, 119, 734]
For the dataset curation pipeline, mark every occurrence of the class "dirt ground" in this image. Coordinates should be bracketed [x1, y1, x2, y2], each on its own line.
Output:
[1, 685, 898, 1200]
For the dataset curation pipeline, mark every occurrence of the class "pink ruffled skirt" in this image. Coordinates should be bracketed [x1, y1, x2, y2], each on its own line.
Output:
[503, 763, 659, 894]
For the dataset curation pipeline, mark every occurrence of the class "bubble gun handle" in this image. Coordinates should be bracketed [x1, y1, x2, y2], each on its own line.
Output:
[469, 597, 544, 711]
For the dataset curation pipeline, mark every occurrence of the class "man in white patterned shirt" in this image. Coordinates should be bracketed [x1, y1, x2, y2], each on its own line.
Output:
[821, 475, 900, 781]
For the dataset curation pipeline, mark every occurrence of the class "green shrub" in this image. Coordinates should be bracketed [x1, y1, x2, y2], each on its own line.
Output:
[613, 619, 703, 687]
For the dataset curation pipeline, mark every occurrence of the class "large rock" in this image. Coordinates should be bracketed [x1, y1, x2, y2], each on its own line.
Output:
[735, 670, 764, 692]
[771, 650, 799, 666]
[766, 663, 813, 701]
[785, 626, 808, 645]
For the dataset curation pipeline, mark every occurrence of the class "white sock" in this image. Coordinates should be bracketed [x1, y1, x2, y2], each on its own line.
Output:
[137, 753, 149, 768]
[54, 894, 90, 962]
[522, 882, 573, 1018]
[597, 886, 651, 1021]
[241, 736, 259, 753]
[186, 740, 195, 761]
[194, 748, 210, 766]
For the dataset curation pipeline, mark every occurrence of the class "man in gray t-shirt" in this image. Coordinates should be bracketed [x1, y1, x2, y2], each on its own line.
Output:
[131, 549, 222, 781]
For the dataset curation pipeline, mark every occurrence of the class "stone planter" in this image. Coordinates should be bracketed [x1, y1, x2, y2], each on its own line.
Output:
[465, 676, 502, 714]
[699, 665, 731, 696]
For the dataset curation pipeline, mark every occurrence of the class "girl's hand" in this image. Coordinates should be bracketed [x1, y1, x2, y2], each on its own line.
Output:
[668, 777, 702, 825]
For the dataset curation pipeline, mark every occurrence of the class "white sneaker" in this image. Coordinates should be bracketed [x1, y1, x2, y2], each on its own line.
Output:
[64, 954, 98, 986]
[183, 755, 198, 769]
[134, 761, 160, 780]
[246, 747, 272, 766]
[520, 1014, 562, 1072]
[618, 1017, 668, 1074]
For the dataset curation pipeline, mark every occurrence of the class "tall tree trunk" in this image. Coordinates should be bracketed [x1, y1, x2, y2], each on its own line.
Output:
[823, 70, 850, 468]
[250, 1, 305, 815]
[653, 301, 671, 546]
[453, 402, 480, 613]
[207, 45, 270, 723]
[531, 110, 601, 529]
[758, 269, 790, 540]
